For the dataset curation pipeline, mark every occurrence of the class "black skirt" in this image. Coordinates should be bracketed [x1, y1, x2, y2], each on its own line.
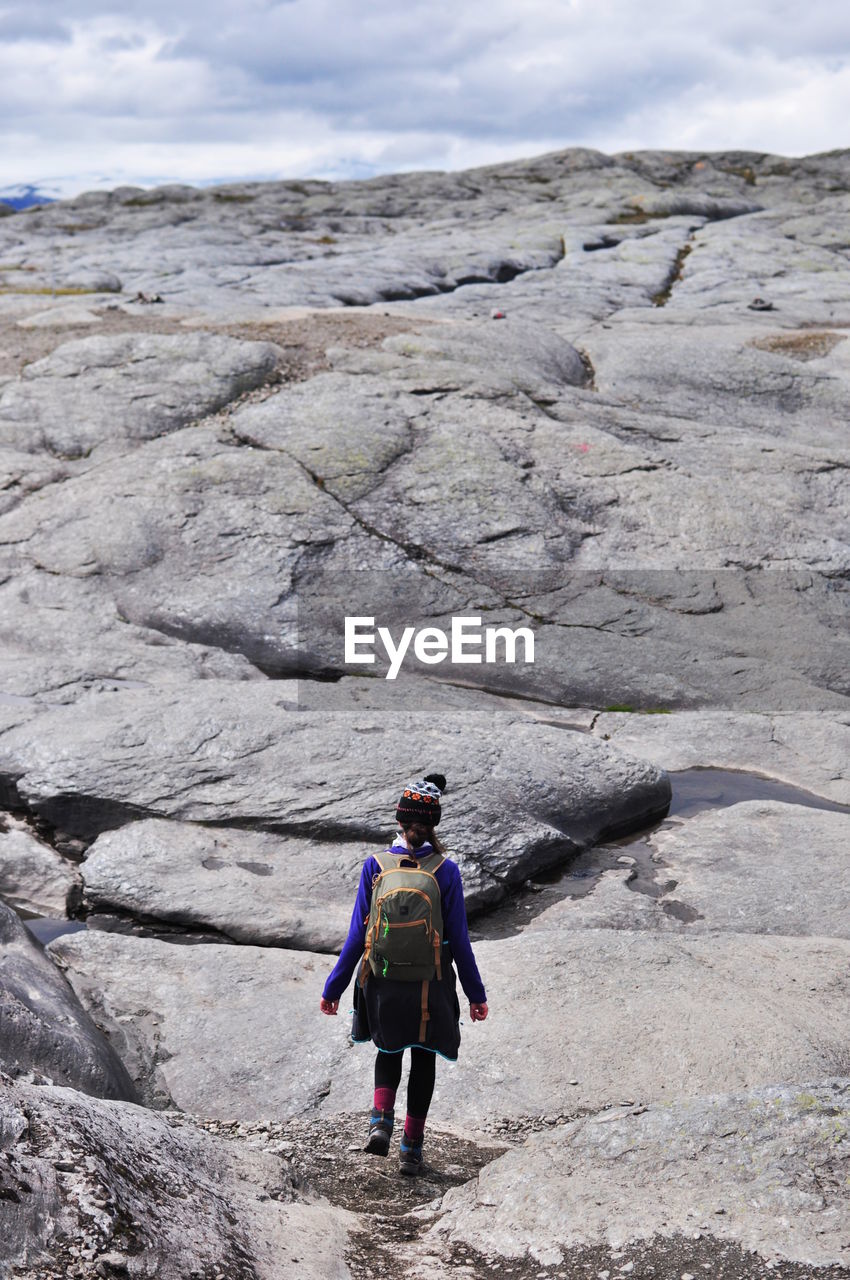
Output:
[351, 953, 462, 1060]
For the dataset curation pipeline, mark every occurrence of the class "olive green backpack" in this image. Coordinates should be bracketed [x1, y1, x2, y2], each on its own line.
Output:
[359, 850, 445, 1041]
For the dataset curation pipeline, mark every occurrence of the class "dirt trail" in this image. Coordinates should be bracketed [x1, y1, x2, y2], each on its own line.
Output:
[174, 1111, 845, 1280]
[0, 305, 426, 382]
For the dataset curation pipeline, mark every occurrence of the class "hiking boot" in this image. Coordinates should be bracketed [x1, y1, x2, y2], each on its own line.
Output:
[398, 1134, 423, 1176]
[364, 1108, 394, 1156]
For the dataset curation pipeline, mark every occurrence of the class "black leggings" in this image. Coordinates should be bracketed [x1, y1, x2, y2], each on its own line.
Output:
[374, 1047, 436, 1118]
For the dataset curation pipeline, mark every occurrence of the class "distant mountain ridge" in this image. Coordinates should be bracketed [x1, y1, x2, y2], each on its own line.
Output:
[0, 184, 58, 211]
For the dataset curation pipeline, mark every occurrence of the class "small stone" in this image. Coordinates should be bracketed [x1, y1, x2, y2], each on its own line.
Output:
[681, 1273, 695, 1280]
[620, 1265, 634, 1275]
[569, 1078, 579, 1085]
[617, 855, 636, 866]
[598, 1272, 610, 1279]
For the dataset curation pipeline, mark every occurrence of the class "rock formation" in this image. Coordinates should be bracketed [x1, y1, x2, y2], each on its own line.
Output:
[0, 898, 136, 1102]
[425, 1082, 850, 1270]
[1, 146, 849, 1276]
[0, 1073, 352, 1279]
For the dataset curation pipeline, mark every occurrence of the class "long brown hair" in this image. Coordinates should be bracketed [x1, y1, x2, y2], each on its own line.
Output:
[429, 828, 447, 856]
[395, 824, 446, 855]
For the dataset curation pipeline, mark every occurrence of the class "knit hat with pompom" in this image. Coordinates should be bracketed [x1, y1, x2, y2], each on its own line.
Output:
[395, 772, 446, 827]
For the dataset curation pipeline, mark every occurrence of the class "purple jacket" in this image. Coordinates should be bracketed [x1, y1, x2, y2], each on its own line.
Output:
[322, 840, 487, 1005]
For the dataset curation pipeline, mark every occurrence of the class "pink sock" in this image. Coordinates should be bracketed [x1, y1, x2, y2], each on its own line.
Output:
[404, 1113, 426, 1140]
[373, 1087, 396, 1112]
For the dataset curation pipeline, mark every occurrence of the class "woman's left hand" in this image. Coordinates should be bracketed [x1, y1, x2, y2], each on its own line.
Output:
[469, 1002, 488, 1022]
[320, 997, 339, 1015]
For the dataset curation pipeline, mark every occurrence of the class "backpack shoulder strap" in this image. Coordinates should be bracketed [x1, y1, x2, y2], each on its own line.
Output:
[416, 851, 445, 876]
[360, 851, 395, 987]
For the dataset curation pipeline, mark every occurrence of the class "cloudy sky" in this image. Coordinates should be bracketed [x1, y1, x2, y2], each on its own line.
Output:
[2, 0, 849, 195]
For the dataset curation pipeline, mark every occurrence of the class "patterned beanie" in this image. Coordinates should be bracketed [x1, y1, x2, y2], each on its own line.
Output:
[396, 772, 446, 827]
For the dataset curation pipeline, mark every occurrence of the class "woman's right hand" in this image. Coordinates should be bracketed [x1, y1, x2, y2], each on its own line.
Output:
[320, 997, 339, 1015]
[469, 1002, 488, 1022]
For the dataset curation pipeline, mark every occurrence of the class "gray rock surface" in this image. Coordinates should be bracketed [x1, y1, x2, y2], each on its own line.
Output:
[526, 859, 670, 934]
[0, 1073, 352, 1280]
[526, 800, 850, 938]
[17, 305, 103, 329]
[445, 928, 850, 1124]
[650, 801, 850, 937]
[0, 898, 137, 1101]
[0, 331, 280, 458]
[0, 685, 669, 888]
[0, 820, 79, 917]
[374, 317, 591, 396]
[2, 148, 841, 319]
[425, 1081, 850, 1268]
[584, 312, 850, 450]
[47, 925, 850, 1124]
[4, 383, 844, 709]
[591, 708, 850, 804]
[81, 819, 371, 950]
[47, 929, 367, 1116]
[0, 150, 847, 716]
[0, 571, 264, 713]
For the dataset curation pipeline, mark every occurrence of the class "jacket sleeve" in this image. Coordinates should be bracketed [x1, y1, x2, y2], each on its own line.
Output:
[440, 860, 487, 1005]
[322, 857, 377, 1002]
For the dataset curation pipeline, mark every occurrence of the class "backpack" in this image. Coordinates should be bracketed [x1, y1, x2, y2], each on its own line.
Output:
[359, 849, 445, 1040]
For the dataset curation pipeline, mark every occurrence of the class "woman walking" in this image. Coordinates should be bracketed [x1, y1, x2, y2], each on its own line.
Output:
[320, 773, 488, 1175]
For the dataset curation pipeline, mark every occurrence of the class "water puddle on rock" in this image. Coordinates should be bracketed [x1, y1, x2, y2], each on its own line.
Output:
[471, 766, 850, 941]
[20, 914, 88, 946]
[669, 766, 849, 819]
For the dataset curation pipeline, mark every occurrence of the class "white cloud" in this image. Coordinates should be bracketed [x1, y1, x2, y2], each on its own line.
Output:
[0, 16, 213, 117]
[599, 53, 850, 156]
[1, 0, 849, 194]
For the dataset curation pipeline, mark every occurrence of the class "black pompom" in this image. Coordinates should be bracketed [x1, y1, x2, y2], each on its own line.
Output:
[424, 772, 446, 792]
